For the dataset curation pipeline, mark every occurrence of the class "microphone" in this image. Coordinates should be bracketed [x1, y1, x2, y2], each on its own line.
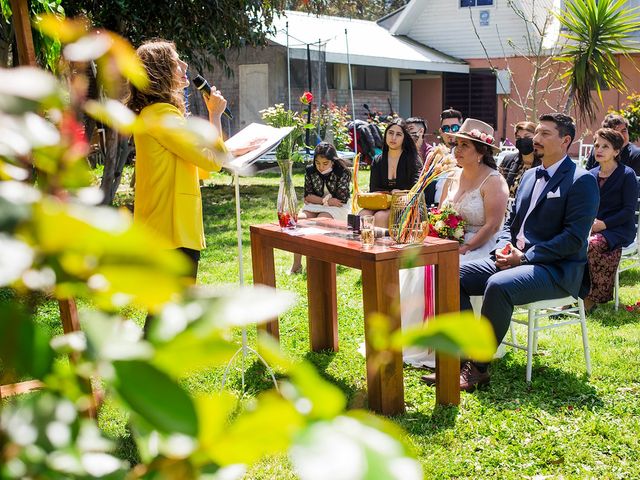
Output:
[192, 74, 233, 119]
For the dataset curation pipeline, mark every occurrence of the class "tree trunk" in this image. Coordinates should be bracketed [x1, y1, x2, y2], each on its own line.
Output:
[99, 127, 131, 205]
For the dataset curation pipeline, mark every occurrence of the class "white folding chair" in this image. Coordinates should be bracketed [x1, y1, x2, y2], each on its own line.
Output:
[502, 297, 591, 382]
[578, 140, 593, 167]
[614, 184, 640, 309]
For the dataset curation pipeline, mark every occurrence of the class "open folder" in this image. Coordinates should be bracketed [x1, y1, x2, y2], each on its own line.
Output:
[224, 123, 294, 173]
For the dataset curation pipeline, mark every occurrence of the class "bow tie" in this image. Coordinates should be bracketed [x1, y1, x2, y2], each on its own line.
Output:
[535, 168, 550, 181]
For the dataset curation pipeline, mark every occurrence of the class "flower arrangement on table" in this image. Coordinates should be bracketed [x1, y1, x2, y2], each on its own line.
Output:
[392, 145, 458, 243]
[427, 206, 466, 243]
[260, 92, 313, 229]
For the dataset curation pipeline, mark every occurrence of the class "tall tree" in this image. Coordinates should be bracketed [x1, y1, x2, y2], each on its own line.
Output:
[61, 0, 290, 74]
[556, 0, 640, 123]
[288, 0, 407, 21]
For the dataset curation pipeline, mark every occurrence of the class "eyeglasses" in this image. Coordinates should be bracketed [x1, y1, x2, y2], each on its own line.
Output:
[441, 124, 461, 133]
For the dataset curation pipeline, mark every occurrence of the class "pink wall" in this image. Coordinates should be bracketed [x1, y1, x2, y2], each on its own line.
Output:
[411, 77, 443, 145]
[466, 54, 640, 155]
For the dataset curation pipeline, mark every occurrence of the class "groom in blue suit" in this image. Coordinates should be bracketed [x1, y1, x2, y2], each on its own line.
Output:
[449, 113, 599, 391]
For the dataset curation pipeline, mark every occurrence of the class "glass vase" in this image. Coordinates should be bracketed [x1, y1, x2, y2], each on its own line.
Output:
[389, 190, 428, 244]
[277, 159, 298, 230]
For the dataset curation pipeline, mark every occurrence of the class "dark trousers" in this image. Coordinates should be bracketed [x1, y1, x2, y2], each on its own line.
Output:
[177, 247, 201, 281]
[460, 258, 570, 346]
[143, 247, 201, 335]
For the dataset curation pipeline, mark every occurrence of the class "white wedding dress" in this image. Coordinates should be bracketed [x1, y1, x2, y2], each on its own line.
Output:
[401, 170, 502, 368]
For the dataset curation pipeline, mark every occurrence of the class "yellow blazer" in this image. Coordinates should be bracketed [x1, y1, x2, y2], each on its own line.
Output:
[133, 103, 224, 251]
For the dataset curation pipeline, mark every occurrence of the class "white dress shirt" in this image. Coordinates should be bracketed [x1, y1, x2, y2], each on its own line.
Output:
[516, 158, 565, 250]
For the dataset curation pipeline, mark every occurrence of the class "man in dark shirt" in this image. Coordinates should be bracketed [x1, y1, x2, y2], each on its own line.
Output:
[406, 117, 433, 163]
[585, 114, 640, 174]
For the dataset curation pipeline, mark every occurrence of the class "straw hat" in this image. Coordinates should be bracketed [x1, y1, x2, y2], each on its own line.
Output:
[449, 118, 500, 153]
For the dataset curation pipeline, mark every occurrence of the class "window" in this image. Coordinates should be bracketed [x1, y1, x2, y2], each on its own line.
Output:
[351, 65, 389, 91]
[460, 0, 494, 6]
[289, 59, 335, 89]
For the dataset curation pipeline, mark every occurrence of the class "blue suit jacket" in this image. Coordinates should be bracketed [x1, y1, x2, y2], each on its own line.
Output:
[589, 163, 638, 250]
[497, 156, 600, 298]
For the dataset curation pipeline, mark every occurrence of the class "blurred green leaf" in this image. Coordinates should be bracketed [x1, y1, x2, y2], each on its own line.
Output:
[34, 14, 89, 43]
[153, 330, 237, 378]
[0, 67, 63, 113]
[84, 99, 137, 135]
[290, 415, 422, 480]
[392, 311, 497, 362]
[207, 391, 304, 465]
[108, 33, 149, 90]
[113, 360, 198, 437]
[0, 302, 53, 382]
[257, 335, 346, 420]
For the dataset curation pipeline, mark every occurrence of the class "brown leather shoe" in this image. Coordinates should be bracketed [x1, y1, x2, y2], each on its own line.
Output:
[459, 361, 490, 392]
[420, 372, 437, 385]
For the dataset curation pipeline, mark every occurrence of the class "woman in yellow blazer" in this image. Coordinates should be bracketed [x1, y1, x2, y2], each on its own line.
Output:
[126, 40, 229, 278]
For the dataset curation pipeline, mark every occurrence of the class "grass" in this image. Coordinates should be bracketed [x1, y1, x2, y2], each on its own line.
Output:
[31, 167, 640, 478]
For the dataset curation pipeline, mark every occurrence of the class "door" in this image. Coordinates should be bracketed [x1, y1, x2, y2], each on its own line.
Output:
[399, 79, 412, 119]
[239, 64, 269, 128]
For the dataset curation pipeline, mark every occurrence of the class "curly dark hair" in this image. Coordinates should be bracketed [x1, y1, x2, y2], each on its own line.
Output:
[124, 40, 186, 114]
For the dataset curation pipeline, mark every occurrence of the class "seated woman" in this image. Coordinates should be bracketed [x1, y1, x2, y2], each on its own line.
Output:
[290, 142, 351, 274]
[499, 121, 541, 198]
[585, 128, 639, 312]
[441, 119, 509, 260]
[359, 119, 422, 228]
[402, 119, 508, 369]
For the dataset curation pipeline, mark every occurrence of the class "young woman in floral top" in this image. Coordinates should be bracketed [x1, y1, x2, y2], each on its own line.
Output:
[290, 142, 351, 273]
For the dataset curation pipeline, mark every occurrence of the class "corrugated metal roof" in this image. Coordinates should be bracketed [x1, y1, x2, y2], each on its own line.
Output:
[270, 11, 469, 73]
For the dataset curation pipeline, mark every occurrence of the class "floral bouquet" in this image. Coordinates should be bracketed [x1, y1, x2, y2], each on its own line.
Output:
[427, 206, 466, 243]
[260, 92, 313, 229]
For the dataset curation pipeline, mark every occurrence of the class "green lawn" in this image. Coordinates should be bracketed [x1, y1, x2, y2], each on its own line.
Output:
[37, 167, 640, 478]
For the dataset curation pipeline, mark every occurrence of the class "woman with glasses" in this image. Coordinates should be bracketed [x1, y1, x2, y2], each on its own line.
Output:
[360, 118, 422, 227]
[498, 121, 541, 198]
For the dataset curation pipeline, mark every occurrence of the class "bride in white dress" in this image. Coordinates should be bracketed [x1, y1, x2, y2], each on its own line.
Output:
[402, 119, 508, 368]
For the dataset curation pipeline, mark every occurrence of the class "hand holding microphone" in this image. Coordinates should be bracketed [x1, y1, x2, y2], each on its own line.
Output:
[193, 75, 233, 119]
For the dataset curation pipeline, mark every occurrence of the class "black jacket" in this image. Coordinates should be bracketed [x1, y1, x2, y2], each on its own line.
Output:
[369, 152, 422, 193]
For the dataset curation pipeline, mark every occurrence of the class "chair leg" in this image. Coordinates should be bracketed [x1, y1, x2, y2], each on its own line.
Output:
[578, 298, 592, 376]
[510, 321, 517, 350]
[526, 308, 535, 382]
[532, 314, 540, 354]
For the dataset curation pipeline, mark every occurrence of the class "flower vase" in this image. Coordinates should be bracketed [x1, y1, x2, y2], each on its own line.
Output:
[277, 159, 298, 230]
[389, 190, 428, 244]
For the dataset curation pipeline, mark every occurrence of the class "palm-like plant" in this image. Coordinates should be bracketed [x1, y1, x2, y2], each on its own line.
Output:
[555, 0, 640, 123]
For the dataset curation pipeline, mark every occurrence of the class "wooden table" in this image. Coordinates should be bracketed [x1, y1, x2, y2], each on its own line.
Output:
[250, 219, 460, 415]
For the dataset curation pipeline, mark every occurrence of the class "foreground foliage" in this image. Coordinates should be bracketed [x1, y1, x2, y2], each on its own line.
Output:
[1, 16, 495, 480]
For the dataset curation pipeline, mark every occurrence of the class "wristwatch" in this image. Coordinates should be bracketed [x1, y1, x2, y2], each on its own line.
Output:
[520, 254, 529, 266]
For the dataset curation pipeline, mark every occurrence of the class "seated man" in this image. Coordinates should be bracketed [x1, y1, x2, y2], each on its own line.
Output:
[422, 113, 599, 391]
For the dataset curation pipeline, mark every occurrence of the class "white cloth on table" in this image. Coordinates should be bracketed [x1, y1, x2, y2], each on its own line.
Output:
[401, 170, 502, 368]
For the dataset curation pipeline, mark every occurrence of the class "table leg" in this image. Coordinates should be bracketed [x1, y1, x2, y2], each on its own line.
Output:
[307, 258, 338, 352]
[250, 232, 279, 340]
[435, 249, 460, 406]
[361, 259, 404, 415]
